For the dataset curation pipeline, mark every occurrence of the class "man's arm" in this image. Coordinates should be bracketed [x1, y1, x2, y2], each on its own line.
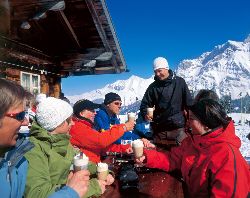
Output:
[140, 85, 155, 120]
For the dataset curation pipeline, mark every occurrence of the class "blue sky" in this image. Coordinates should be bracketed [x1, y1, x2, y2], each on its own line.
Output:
[62, 0, 250, 95]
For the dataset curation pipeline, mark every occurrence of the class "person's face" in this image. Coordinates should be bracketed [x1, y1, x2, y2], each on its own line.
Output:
[154, 68, 169, 80]
[53, 116, 74, 134]
[80, 109, 96, 123]
[188, 111, 207, 135]
[0, 103, 29, 148]
[107, 100, 122, 115]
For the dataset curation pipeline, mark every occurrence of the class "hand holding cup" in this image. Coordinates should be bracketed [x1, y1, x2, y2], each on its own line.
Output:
[127, 112, 136, 122]
[74, 153, 89, 172]
[97, 162, 109, 181]
[145, 107, 154, 121]
[124, 120, 135, 131]
[132, 139, 144, 158]
[66, 170, 90, 198]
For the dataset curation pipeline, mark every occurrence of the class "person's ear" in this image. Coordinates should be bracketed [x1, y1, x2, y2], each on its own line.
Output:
[204, 126, 211, 132]
[79, 110, 86, 117]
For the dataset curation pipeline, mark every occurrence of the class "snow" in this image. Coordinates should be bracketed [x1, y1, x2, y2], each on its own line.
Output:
[229, 113, 250, 157]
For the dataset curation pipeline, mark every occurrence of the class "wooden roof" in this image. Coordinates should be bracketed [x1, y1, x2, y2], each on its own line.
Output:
[0, 0, 127, 76]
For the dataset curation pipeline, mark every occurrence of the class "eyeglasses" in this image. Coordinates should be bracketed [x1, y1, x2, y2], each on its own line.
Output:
[5, 111, 26, 121]
[114, 102, 122, 106]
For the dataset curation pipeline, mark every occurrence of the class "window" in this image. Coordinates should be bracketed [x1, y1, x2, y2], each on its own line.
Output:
[21, 72, 40, 94]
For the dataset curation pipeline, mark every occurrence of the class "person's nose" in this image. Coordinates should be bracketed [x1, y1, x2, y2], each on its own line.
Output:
[21, 117, 29, 126]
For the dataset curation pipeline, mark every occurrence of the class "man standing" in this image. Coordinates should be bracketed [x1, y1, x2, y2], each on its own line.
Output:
[140, 57, 193, 145]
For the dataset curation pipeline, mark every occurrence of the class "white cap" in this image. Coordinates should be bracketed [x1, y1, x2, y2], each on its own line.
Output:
[36, 93, 47, 103]
[153, 57, 169, 71]
[36, 97, 73, 131]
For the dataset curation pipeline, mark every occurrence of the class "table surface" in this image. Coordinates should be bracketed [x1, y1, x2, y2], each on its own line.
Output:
[101, 155, 184, 198]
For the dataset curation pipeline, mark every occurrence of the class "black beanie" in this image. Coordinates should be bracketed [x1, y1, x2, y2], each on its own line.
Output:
[104, 92, 121, 105]
[73, 99, 100, 118]
[189, 99, 228, 129]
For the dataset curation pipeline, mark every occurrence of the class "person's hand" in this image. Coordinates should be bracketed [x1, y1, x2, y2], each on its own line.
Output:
[106, 174, 115, 185]
[141, 138, 156, 149]
[125, 146, 133, 154]
[135, 155, 146, 166]
[124, 121, 135, 131]
[97, 179, 107, 194]
[66, 170, 90, 198]
[145, 114, 153, 122]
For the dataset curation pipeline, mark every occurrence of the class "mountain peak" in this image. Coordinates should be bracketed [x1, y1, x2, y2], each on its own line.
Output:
[244, 34, 250, 43]
[177, 34, 250, 99]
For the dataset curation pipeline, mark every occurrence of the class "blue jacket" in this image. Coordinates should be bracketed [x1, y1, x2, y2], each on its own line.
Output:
[0, 137, 34, 198]
[0, 137, 80, 198]
[94, 105, 140, 144]
[133, 113, 153, 139]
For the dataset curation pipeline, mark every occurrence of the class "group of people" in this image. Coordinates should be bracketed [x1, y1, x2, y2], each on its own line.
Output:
[138, 57, 250, 197]
[0, 78, 144, 198]
[0, 56, 249, 198]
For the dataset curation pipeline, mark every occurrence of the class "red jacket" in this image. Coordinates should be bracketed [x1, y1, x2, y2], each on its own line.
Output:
[70, 117, 127, 163]
[144, 121, 250, 198]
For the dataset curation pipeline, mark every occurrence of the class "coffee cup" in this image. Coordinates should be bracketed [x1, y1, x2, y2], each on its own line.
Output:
[97, 162, 109, 180]
[127, 112, 136, 122]
[73, 153, 89, 172]
[147, 108, 154, 119]
[132, 139, 144, 158]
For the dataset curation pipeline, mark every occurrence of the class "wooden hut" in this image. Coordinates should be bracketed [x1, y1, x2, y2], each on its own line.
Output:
[0, 0, 126, 97]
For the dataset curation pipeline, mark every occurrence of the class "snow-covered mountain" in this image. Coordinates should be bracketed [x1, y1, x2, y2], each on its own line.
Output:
[177, 35, 250, 99]
[67, 75, 154, 105]
[67, 35, 250, 104]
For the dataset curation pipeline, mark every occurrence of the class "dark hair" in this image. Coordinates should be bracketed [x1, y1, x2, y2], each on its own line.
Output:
[190, 99, 229, 129]
[194, 89, 219, 102]
[104, 92, 121, 105]
[0, 79, 33, 119]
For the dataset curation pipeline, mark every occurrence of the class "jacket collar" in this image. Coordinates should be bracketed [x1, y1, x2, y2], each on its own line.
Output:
[100, 104, 116, 118]
[72, 116, 93, 127]
[190, 120, 240, 149]
[154, 69, 175, 85]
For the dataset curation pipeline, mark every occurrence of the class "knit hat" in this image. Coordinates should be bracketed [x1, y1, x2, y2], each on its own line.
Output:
[36, 93, 46, 103]
[104, 92, 121, 105]
[153, 57, 169, 71]
[189, 99, 227, 129]
[36, 97, 73, 131]
[73, 99, 100, 117]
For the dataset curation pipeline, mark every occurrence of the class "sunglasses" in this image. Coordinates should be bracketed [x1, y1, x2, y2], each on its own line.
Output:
[5, 111, 26, 121]
[114, 102, 122, 106]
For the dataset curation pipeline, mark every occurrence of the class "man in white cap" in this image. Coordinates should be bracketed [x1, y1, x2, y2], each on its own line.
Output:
[140, 57, 193, 146]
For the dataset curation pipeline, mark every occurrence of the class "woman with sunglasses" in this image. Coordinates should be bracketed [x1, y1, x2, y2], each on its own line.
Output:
[94, 92, 140, 154]
[0, 79, 33, 198]
[136, 99, 250, 197]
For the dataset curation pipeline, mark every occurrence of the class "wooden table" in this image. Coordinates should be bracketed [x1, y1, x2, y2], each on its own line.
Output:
[101, 155, 184, 198]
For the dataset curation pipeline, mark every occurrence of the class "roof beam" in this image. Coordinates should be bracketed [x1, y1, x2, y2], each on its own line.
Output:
[85, 0, 119, 71]
[56, 10, 81, 48]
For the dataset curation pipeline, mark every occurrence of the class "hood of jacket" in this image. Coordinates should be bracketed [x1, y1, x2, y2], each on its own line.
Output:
[30, 121, 72, 157]
[191, 120, 241, 149]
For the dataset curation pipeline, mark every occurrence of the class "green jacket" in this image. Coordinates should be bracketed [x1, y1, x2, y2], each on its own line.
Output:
[24, 121, 101, 198]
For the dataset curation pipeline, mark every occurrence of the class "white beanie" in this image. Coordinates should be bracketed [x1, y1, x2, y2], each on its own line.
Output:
[36, 93, 47, 103]
[153, 57, 169, 71]
[36, 97, 73, 131]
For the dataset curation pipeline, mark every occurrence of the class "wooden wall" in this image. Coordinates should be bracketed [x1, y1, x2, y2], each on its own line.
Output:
[0, 67, 62, 98]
